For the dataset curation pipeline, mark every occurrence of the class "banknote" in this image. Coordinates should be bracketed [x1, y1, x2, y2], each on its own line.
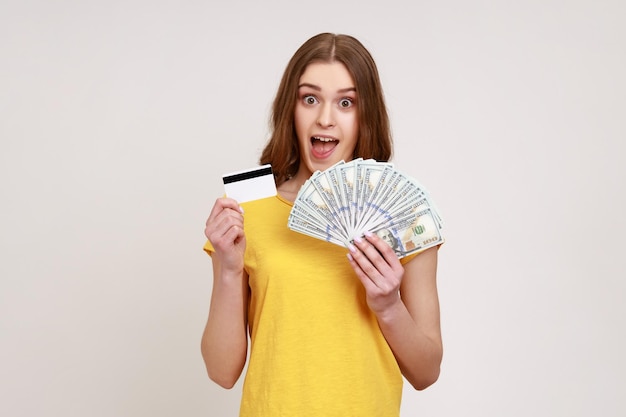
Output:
[287, 159, 444, 258]
[370, 207, 443, 257]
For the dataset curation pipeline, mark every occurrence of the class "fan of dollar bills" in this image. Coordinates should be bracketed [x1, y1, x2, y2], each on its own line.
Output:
[288, 158, 444, 258]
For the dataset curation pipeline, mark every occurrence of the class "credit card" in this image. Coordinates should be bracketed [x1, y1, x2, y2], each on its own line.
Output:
[222, 164, 277, 203]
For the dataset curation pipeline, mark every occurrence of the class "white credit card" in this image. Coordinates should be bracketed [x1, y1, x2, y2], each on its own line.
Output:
[222, 164, 277, 203]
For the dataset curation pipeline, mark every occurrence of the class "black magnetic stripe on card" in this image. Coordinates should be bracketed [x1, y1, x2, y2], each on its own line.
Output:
[222, 166, 273, 184]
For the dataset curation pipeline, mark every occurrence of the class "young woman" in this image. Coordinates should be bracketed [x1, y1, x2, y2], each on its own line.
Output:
[201, 33, 443, 417]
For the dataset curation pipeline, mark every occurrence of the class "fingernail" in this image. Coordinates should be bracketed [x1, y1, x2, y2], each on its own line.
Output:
[239, 206, 244, 214]
[364, 231, 373, 238]
[353, 236, 362, 244]
[348, 243, 357, 253]
[346, 253, 354, 261]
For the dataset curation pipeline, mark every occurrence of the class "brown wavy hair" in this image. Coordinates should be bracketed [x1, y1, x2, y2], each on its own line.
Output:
[259, 33, 393, 186]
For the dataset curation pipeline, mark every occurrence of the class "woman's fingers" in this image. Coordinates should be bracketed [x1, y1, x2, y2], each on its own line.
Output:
[205, 198, 246, 268]
[351, 232, 403, 286]
[347, 232, 404, 313]
[206, 198, 242, 228]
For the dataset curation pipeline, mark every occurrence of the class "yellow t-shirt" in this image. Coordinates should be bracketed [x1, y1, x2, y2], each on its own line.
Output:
[205, 195, 416, 417]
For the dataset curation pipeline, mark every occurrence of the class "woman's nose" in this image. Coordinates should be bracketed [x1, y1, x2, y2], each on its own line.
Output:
[316, 103, 335, 128]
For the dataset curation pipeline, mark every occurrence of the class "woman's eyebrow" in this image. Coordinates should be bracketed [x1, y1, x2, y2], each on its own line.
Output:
[298, 83, 321, 91]
[298, 83, 356, 93]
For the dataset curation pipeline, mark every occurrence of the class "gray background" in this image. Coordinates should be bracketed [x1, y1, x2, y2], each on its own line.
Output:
[2, 0, 625, 416]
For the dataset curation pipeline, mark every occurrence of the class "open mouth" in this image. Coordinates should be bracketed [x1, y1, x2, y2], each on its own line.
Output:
[311, 136, 338, 157]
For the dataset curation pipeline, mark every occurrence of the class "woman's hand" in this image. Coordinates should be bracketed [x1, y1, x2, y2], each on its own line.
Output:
[205, 197, 246, 273]
[346, 231, 405, 316]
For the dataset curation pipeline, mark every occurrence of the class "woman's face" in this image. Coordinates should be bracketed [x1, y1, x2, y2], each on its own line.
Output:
[294, 61, 359, 179]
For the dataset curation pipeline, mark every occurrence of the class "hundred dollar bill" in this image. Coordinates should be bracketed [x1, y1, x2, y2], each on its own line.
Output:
[294, 177, 349, 239]
[371, 206, 443, 258]
[356, 164, 396, 231]
[357, 172, 434, 236]
[287, 158, 445, 257]
[354, 161, 393, 231]
[310, 163, 351, 237]
[337, 160, 359, 230]
[325, 163, 353, 237]
[288, 214, 347, 245]
[357, 169, 403, 233]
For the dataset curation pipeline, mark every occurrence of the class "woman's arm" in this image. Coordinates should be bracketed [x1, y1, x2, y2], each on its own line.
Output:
[200, 198, 250, 389]
[348, 235, 443, 390]
[376, 247, 442, 389]
[201, 257, 249, 389]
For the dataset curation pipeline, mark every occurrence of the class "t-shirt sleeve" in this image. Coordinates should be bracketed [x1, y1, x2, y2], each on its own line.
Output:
[399, 238, 444, 265]
[203, 239, 215, 256]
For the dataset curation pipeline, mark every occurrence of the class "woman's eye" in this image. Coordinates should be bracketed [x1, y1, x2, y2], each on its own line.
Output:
[304, 95, 318, 105]
[339, 98, 353, 108]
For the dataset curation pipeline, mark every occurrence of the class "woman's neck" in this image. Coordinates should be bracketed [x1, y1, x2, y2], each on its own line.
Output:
[277, 175, 308, 203]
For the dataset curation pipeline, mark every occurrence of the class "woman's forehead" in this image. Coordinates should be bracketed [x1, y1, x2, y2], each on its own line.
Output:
[298, 61, 355, 91]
